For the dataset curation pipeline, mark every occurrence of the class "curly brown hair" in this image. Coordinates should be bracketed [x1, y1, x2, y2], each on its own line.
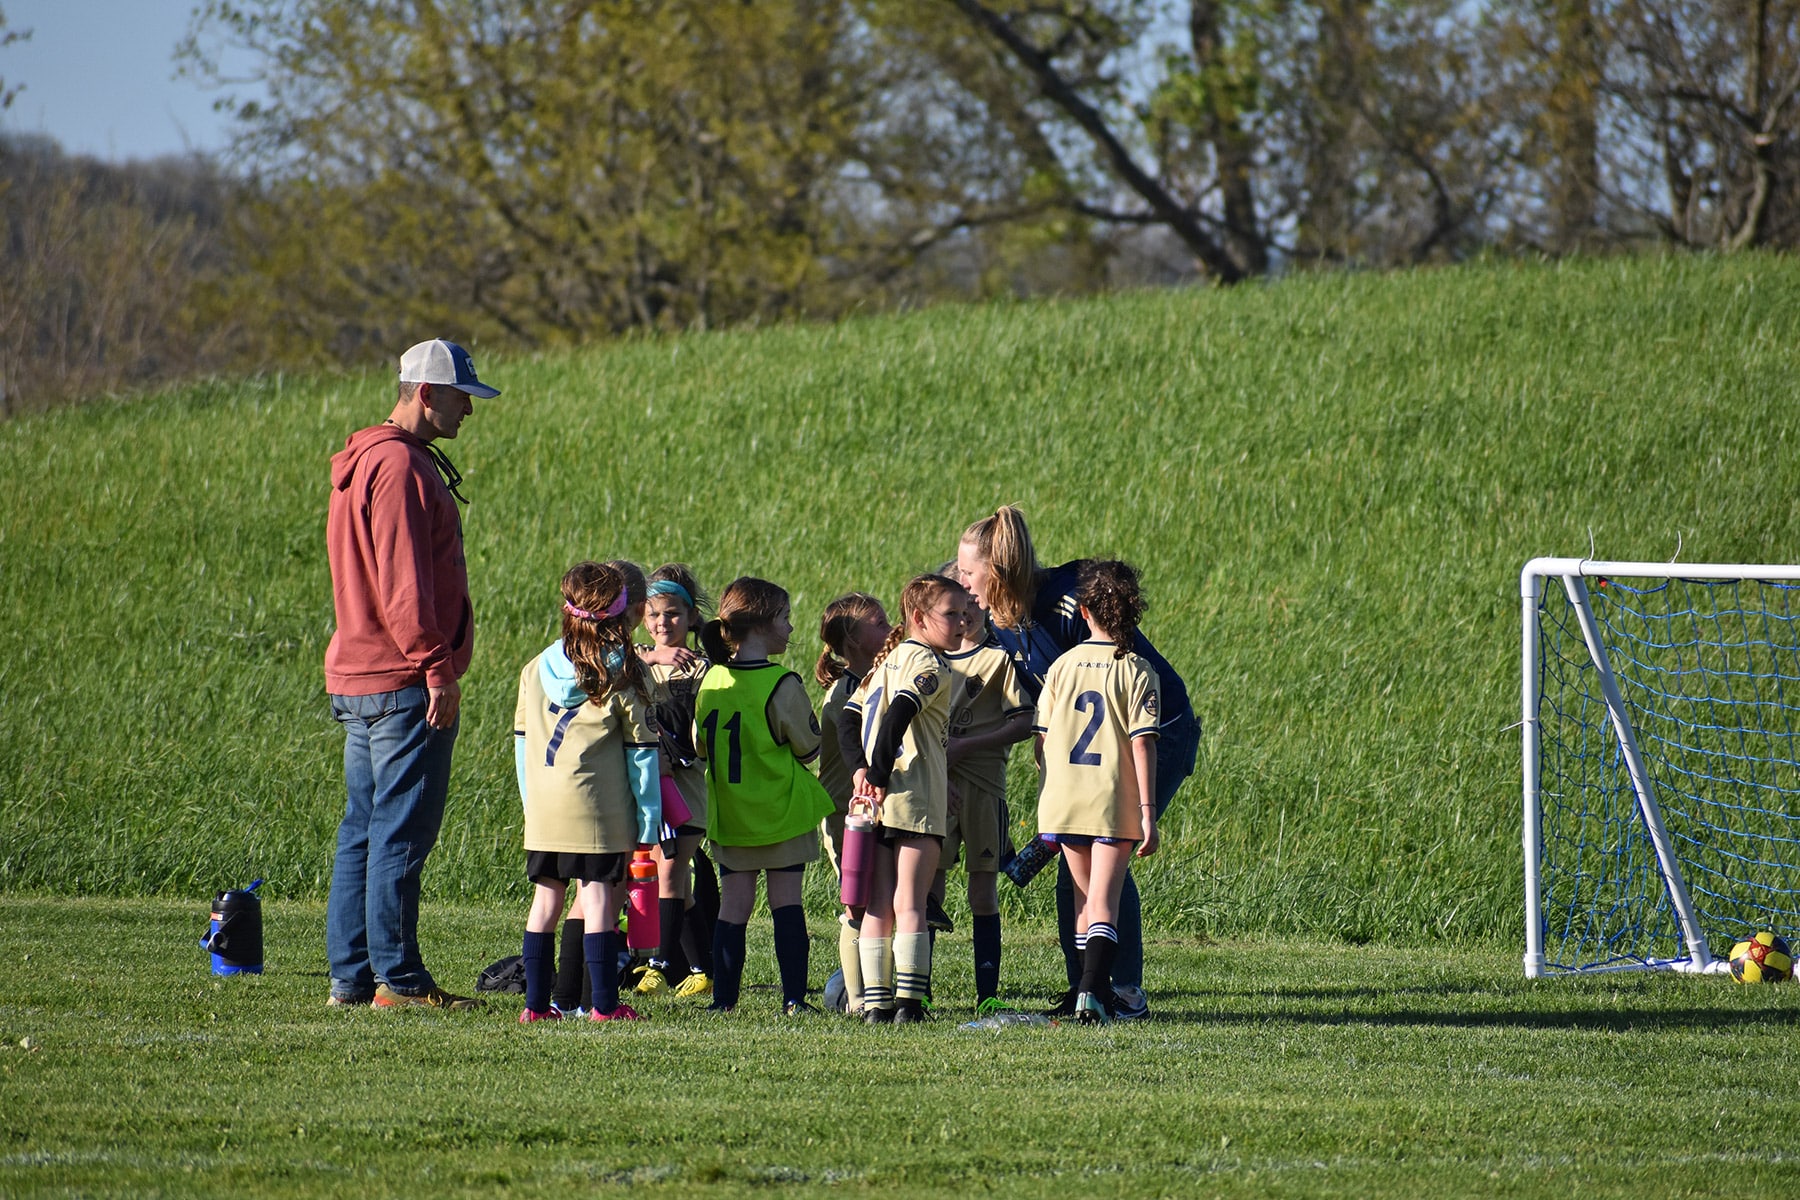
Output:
[561, 561, 649, 700]
[1076, 559, 1146, 660]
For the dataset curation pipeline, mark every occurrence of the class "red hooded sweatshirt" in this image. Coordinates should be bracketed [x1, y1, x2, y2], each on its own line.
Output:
[324, 425, 473, 695]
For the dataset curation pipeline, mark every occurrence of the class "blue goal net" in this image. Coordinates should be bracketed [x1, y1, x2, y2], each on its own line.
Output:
[1529, 566, 1800, 974]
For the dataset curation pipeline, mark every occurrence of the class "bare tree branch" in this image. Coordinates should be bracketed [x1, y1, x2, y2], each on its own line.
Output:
[944, 0, 1247, 282]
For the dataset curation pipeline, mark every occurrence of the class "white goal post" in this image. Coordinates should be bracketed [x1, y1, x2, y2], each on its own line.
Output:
[1522, 557, 1800, 978]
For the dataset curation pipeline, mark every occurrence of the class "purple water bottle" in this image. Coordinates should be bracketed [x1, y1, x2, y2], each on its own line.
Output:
[840, 807, 877, 908]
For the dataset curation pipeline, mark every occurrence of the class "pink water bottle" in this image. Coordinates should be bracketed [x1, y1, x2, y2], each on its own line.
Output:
[659, 775, 692, 829]
[840, 804, 877, 908]
[626, 851, 661, 954]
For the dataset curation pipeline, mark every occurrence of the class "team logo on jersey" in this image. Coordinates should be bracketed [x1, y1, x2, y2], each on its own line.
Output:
[965, 676, 981, 698]
[916, 672, 939, 696]
[1144, 691, 1159, 719]
[808, 712, 821, 736]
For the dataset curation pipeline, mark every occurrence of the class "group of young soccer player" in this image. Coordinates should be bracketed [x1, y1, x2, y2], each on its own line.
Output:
[510, 531, 1164, 1028]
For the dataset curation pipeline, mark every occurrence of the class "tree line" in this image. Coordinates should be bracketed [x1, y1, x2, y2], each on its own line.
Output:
[5, 0, 1798, 414]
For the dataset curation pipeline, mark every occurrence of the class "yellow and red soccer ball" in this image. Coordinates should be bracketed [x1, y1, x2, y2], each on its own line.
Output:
[1729, 932, 1794, 984]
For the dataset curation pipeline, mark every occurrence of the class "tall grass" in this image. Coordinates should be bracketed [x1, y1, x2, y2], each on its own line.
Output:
[4, 254, 1799, 941]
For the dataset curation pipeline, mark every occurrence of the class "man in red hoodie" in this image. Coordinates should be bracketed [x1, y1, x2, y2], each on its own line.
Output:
[324, 339, 500, 1010]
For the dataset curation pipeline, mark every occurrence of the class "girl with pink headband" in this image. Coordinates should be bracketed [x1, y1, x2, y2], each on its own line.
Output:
[512, 560, 661, 1024]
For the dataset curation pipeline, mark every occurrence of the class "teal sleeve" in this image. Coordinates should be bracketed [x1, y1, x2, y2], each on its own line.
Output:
[514, 733, 528, 809]
[628, 745, 661, 845]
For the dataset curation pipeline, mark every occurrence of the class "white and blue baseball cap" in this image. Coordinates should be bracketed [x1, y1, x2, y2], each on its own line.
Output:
[398, 339, 501, 399]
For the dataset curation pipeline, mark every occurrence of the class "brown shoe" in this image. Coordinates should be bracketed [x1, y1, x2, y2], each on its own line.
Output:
[371, 983, 484, 1011]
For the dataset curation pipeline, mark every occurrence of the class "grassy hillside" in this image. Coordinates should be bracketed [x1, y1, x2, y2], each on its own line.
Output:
[4, 253, 1798, 943]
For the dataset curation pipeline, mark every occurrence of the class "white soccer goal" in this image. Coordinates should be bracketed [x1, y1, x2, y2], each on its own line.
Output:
[1522, 557, 1800, 978]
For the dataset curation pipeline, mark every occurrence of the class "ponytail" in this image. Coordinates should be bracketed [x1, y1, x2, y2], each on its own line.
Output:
[816, 591, 887, 687]
[960, 504, 1038, 629]
[707, 576, 790, 662]
[700, 618, 734, 664]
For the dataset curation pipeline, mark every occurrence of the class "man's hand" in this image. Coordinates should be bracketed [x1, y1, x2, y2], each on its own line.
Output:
[427, 681, 462, 730]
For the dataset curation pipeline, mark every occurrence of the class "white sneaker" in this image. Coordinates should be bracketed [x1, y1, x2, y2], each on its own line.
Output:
[1112, 984, 1149, 1020]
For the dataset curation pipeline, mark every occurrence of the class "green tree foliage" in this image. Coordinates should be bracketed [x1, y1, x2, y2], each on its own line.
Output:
[10, 0, 1800, 413]
[181, 0, 1085, 358]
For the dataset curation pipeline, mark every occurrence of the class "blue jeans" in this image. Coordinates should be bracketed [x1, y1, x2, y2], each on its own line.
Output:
[326, 687, 457, 999]
[1058, 704, 1200, 992]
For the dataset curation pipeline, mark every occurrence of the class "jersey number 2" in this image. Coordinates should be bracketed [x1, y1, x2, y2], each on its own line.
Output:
[702, 709, 744, 784]
[1070, 691, 1105, 766]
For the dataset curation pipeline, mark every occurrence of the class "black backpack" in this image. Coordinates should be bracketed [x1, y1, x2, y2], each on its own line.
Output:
[475, 954, 527, 994]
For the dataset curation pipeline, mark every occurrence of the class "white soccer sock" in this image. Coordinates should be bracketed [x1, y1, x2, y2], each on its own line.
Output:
[859, 935, 894, 1011]
[839, 913, 864, 1012]
[894, 931, 932, 1001]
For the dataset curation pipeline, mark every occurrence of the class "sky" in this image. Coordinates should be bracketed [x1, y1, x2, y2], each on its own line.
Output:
[2, 0, 250, 161]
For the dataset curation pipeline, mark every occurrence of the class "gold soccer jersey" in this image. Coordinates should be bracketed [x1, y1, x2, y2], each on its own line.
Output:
[944, 640, 1032, 800]
[515, 656, 659, 854]
[1033, 641, 1161, 839]
[847, 639, 953, 836]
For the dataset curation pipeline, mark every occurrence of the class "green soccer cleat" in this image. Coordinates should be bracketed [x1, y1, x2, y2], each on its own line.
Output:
[1074, 991, 1110, 1026]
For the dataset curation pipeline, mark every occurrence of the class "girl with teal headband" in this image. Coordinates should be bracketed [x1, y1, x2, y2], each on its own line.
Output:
[633, 563, 718, 998]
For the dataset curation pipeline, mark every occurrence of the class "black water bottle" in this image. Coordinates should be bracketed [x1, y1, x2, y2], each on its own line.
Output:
[1001, 836, 1059, 888]
[200, 879, 264, 975]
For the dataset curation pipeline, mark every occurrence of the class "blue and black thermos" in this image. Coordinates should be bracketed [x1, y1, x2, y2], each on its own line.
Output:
[200, 879, 264, 975]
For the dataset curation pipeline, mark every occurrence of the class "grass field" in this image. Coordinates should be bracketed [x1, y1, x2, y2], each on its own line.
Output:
[2, 898, 1798, 1198]
[6, 255, 1800, 1195]
[8, 253, 1800, 947]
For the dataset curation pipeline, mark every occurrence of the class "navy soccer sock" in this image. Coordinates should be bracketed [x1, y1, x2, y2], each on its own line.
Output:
[770, 904, 810, 1007]
[687, 854, 719, 974]
[659, 898, 691, 979]
[552, 917, 586, 1010]
[712, 919, 748, 1009]
[972, 913, 1002, 1002]
[521, 929, 555, 1014]
[1078, 923, 1119, 997]
[586, 930, 623, 1014]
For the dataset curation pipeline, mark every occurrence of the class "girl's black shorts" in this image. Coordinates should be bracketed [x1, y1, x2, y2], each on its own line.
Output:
[526, 850, 627, 886]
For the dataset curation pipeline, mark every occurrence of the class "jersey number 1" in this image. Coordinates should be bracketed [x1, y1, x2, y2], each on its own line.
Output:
[701, 708, 744, 784]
